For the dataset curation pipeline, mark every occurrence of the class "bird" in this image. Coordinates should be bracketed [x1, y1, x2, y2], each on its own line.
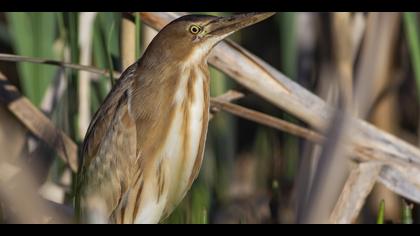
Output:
[75, 12, 276, 224]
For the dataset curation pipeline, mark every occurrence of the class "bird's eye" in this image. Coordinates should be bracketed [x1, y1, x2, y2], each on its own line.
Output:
[189, 25, 201, 34]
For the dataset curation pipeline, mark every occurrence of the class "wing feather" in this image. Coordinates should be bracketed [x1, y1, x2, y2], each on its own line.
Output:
[76, 64, 139, 222]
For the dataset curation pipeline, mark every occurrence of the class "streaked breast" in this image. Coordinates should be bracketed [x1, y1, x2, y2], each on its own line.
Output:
[133, 66, 209, 223]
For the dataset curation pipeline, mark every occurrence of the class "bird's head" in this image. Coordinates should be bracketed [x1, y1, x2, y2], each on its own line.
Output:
[142, 13, 276, 66]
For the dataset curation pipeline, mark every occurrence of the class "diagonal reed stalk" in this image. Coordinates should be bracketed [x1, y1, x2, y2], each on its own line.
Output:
[0, 72, 78, 172]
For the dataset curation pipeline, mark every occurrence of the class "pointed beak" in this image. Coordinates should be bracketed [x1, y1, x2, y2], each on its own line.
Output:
[206, 12, 276, 39]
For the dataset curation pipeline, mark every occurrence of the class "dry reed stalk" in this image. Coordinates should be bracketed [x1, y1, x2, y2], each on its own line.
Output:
[0, 53, 120, 79]
[330, 162, 383, 223]
[330, 13, 401, 223]
[78, 12, 97, 139]
[302, 12, 355, 224]
[0, 72, 78, 171]
[211, 97, 324, 144]
[365, 13, 403, 222]
[121, 17, 136, 69]
[332, 12, 353, 109]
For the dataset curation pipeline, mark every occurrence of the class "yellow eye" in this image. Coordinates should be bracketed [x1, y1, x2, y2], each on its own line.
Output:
[189, 25, 201, 34]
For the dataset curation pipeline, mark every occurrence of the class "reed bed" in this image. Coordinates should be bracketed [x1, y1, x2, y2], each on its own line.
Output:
[0, 12, 419, 224]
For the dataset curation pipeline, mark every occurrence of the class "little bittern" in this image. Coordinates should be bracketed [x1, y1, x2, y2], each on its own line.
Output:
[76, 12, 275, 224]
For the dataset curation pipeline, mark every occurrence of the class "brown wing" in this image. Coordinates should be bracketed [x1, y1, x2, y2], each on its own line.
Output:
[76, 64, 139, 222]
